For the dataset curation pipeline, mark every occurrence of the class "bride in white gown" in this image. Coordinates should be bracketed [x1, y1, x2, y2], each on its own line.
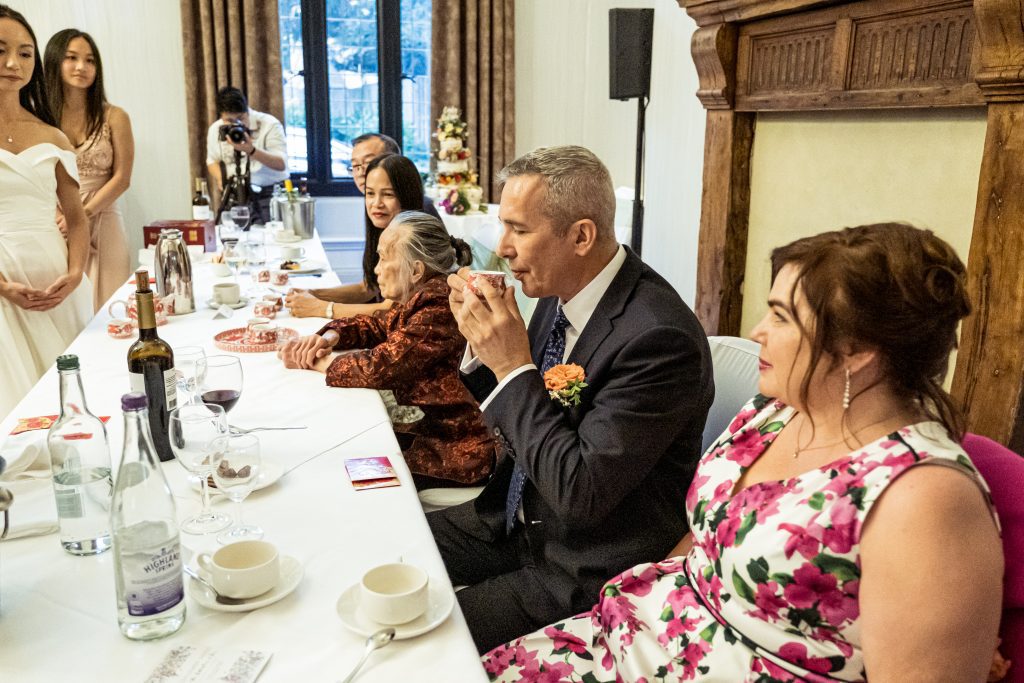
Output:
[0, 6, 92, 420]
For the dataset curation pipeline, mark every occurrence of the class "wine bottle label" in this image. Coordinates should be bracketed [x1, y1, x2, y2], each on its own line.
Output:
[119, 539, 184, 616]
[129, 369, 178, 411]
[192, 205, 211, 221]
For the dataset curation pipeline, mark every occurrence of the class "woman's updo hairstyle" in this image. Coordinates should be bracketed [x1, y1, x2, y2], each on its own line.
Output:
[387, 211, 471, 297]
[770, 222, 971, 437]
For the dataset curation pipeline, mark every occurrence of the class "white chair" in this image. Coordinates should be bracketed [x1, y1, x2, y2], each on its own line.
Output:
[418, 484, 485, 513]
[702, 336, 762, 454]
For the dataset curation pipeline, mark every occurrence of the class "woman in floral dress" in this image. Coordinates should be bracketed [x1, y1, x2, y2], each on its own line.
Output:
[483, 223, 1004, 682]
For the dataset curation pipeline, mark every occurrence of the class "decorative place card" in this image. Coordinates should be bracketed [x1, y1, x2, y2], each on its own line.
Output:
[145, 645, 272, 683]
[345, 456, 400, 490]
[10, 415, 110, 435]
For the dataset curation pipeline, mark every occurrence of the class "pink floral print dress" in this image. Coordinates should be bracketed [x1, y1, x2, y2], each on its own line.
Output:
[482, 394, 994, 682]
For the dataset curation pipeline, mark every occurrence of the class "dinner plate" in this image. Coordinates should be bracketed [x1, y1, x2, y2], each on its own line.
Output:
[278, 259, 326, 275]
[187, 555, 303, 612]
[205, 296, 249, 310]
[190, 460, 285, 495]
[335, 580, 454, 640]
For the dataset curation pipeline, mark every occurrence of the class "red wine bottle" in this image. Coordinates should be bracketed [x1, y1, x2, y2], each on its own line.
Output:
[127, 269, 177, 462]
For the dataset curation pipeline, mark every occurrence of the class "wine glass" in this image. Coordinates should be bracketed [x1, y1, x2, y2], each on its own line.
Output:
[174, 345, 206, 405]
[210, 433, 263, 543]
[169, 404, 232, 535]
[218, 211, 239, 245]
[197, 355, 243, 414]
[230, 205, 251, 232]
[223, 239, 247, 280]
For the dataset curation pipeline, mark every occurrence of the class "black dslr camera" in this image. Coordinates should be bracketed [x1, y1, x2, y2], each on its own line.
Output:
[218, 119, 252, 145]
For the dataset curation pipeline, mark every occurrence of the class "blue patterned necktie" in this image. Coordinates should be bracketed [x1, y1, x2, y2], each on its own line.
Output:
[505, 305, 571, 534]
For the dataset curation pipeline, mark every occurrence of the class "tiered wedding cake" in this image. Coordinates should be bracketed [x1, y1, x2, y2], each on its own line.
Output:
[431, 106, 484, 214]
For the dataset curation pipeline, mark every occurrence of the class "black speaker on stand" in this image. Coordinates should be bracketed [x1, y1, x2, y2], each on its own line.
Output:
[609, 8, 654, 255]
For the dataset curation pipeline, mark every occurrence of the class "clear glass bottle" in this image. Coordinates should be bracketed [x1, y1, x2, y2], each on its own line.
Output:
[111, 392, 186, 640]
[47, 354, 113, 556]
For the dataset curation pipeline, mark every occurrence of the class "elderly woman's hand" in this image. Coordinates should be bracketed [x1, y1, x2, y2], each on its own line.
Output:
[280, 332, 337, 370]
[285, 289, 326, 318]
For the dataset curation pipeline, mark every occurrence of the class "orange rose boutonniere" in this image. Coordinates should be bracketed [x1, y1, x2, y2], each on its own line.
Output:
[543, 363, 588, 407]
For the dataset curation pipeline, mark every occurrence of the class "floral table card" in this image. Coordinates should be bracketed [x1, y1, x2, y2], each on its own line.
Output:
[145, 645, 271, 683]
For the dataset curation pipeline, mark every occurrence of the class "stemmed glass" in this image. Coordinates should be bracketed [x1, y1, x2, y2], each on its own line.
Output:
[223, 239, 247, 281]
[210, 433, 263, 543]
[230, 205, 251, 232]
[168, 404, 232, 535]
[197, 355, 243, 414]
[174, 345, 206, 406]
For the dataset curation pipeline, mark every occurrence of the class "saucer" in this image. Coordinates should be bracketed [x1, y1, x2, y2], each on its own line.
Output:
[335, 580, 454, 640]
[190, 461, 285, 495]
[188, 555, 303, 612]
[205, 297, 249, 310]
[274, 233, 302, 244]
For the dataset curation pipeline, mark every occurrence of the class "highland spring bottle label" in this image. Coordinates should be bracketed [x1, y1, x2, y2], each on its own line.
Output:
[118, 528, 184, 617]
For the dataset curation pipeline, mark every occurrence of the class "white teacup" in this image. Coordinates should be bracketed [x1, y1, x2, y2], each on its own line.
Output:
[213, 282, 241, 305]
[360, 563, 429, 625]
[280, 245, 305, 260]
[211, 262, 232, 278]
[197, 540, 280, 599]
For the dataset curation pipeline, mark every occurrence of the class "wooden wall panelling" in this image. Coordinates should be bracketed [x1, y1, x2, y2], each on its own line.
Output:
[695, 111, 755, 336]
[691, 22, 755, 336]
[949, 0, 1024, 447]
[730, 0, 984, 110]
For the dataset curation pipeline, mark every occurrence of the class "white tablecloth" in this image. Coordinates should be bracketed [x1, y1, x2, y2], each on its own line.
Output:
[0, 233, 486, 682]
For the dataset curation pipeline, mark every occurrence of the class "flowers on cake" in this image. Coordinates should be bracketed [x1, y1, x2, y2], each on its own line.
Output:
[544, 364, 587, 407]
[431, 105, 485, 213]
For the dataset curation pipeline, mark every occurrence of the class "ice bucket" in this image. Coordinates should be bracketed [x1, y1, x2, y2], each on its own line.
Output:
[275, 196, 316, 239]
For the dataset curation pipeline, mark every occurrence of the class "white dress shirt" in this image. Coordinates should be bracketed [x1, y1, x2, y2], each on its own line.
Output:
[205, 109, 290, 188]
[462, 245, 628, 411]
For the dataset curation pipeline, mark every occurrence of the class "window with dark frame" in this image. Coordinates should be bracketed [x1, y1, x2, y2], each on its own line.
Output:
[279, 0, 432, 196]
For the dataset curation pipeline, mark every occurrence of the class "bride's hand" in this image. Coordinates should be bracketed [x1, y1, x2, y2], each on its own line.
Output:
[0, 280, 62, 311]
[35, 271, 83, 310]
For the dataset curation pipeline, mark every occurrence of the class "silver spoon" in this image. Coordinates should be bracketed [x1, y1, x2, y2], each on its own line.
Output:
[182, 564, 247, 606]
[340, 628, 396, 683]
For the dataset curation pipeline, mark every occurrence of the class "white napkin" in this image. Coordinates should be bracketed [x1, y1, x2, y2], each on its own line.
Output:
[213, 304, 235, 319]
[0, 478, 58, 541]
[1, 429, 50, 479]
[1, 430, 58, 540]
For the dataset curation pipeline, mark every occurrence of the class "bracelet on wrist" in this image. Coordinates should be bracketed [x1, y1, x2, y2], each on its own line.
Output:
[325, 302, 334, 318]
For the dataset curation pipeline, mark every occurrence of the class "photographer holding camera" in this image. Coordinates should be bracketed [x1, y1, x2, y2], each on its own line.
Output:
[205, 86, 288, 223]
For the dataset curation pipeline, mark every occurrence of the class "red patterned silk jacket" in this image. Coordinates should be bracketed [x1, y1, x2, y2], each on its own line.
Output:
[317, 275, 495, 485]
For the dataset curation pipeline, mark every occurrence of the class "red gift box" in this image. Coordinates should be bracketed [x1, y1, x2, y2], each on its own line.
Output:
[143, 219, 216, 252]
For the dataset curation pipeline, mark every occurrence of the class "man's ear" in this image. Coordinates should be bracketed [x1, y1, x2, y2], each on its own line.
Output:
[570, 219, 599, 256]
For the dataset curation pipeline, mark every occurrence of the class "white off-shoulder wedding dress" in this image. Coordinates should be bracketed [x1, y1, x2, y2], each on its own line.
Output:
[0, 143, 92, 420]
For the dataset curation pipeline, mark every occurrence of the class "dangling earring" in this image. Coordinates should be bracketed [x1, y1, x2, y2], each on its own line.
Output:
[842, 368, 851, 412]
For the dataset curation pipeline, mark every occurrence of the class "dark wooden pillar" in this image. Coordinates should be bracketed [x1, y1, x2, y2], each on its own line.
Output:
[690, 22, 754, 336]
[950, 0, 1024, 447]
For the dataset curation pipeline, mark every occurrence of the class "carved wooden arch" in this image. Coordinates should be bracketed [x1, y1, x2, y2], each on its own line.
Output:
[683, 0, 1024, 448]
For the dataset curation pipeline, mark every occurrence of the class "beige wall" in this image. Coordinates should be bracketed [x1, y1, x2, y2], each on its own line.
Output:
[18, 0, 193, 259]
[741, 109, 988, 335]
[515, 0, 706, 304]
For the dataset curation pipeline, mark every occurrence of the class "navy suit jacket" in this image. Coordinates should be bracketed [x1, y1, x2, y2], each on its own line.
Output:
[460, 247, 714, 605]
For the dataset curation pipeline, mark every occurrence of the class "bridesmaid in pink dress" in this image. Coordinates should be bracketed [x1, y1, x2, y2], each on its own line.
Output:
[44, 29, 133, 311]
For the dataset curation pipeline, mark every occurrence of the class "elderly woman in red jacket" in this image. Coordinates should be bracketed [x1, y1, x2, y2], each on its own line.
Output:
[279, 211, 494, 488]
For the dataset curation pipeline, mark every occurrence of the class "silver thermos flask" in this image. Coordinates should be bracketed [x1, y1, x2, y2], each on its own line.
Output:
[154, 228, 195, 314]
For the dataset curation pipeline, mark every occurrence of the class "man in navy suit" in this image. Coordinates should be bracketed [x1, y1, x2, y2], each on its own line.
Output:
[428, 145, 714, 652]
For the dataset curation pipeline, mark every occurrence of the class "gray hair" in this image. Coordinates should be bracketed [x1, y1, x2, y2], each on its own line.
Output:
[387, 211, 472, 298]
[497, 145, 616, 240]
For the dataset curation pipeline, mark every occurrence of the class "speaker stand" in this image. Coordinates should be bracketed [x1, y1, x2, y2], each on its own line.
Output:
[631, 96, 648, 255]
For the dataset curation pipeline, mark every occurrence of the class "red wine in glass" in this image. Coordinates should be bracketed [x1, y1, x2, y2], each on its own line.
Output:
[201, 389, 241, 412]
